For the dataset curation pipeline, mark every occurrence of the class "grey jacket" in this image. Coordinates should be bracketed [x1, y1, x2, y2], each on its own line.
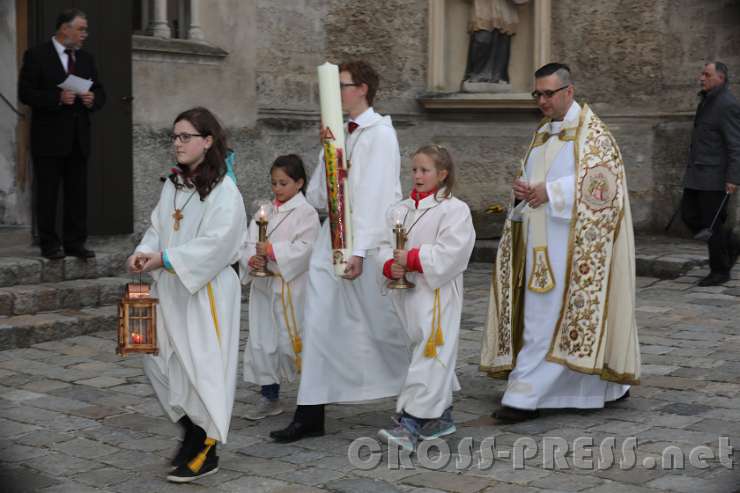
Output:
[683, 85, 740, 191]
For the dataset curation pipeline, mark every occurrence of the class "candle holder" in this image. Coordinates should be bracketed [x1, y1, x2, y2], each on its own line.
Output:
[250, 199, 275, 278]
[386, 203, 415, 290]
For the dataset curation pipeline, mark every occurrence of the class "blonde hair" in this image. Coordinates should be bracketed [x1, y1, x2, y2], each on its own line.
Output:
[412, 144, 455, 199]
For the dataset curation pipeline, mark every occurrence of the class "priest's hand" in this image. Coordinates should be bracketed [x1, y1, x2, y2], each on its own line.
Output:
[393, 249, 408, 267]
[342, 255, 363, 280]
[256, 241, 272, 257]
[527, 182, 549, 208]
[513, 178, 529, 201]
[390, 262, 406, 280]
[136, 252, 164, 273]
[727, 182, 737, 194]
[248, 255, 265, 269]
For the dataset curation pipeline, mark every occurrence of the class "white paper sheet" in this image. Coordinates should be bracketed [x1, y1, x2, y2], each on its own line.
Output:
[57, 74, 93, 94]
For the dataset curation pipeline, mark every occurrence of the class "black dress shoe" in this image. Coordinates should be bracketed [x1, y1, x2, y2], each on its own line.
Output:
[269, 421, 324, 443]
[65, 247, 96, 259]
[41, 248, 65, 260]
[613, 389, 630, 402]
[492, 406, 540, 423]
[697, 271, 730, 287]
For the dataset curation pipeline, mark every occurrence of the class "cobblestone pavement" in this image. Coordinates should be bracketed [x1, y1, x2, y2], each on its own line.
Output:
[1, 263, 739, 493]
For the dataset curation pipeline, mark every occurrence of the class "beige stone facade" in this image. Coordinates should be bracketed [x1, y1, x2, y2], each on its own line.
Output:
[3, 0, 740, 238]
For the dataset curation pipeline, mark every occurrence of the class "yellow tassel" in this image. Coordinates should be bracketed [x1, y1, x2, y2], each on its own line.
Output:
[293, 335, 302, 355]
[424, 338, 437, 358]
[424, 289, 443, 359]
[187, 437, 216, 473]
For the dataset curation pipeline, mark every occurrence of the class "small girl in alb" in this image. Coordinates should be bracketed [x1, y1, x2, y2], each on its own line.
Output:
[241, 154, 320, 420]
[378, 144, 476, 452]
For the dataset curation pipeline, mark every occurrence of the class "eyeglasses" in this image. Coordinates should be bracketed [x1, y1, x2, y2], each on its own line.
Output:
[339, 82, 359, 89]
[171, 133, 203, 143]
[531, 85, 569, 100]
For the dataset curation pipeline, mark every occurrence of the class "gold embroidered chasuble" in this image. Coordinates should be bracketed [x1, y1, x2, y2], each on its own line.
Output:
[480, 103, 641, 385]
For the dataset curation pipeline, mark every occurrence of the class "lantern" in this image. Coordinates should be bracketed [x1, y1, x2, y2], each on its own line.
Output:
[250, 199, 276, 278]
[386, 202, 415, 290]
[117, 283, 159, 355]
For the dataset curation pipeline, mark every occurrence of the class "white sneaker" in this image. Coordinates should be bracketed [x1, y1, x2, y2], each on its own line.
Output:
[244, 397, 284, 420]
[378, 425, 417, 453]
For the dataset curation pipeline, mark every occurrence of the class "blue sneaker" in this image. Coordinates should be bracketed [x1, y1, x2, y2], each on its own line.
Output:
[418, 407, 456, 440]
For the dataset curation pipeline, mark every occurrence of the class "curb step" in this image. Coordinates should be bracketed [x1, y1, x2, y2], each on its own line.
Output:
[0, 305, 117, 350]
[0, 251, 129, 288]
[0, 276, 131, 317]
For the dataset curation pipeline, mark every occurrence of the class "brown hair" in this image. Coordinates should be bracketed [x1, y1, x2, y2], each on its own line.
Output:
[271, 154, 308, 194]
[339, 60, 380, 106]
[171, 107, 228, 200]
[413, 144, 456, 199]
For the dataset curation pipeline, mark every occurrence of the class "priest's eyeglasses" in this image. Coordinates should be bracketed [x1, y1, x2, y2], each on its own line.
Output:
[171, 133, 204, 143]
[531, 85, 569, 100]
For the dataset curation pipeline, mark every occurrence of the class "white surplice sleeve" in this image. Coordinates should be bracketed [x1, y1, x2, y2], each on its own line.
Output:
[166, 181, 248, 294]
[418, 200, 476, 290]
[351, 125, 401, 253]
[272, 204, 320, 283]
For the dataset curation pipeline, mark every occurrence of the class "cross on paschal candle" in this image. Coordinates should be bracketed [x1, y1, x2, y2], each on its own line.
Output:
[172, 209, 184, 231]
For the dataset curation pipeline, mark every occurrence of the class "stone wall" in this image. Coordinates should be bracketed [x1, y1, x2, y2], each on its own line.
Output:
[0, 0, 30, 226]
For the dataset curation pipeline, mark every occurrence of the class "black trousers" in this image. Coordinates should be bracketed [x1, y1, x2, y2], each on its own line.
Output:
[294, 404, 325, 428]
[681, 188, 739, 274]
[33, 142, 88, 253]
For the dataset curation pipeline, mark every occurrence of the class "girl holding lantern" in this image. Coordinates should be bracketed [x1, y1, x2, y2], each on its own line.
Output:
[378, 144, 476, 452]
[126, 107, 247, 483]
[240, 154, 320, 420]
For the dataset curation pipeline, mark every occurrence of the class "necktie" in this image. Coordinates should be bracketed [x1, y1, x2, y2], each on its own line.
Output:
[348, 121, 359, 134]
[64, 49, 76, 75]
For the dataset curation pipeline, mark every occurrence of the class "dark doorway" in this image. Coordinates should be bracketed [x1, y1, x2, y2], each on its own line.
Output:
[28, 0, 133, 235]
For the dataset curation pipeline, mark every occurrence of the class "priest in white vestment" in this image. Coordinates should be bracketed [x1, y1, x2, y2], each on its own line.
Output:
[271, 61, 410, 443]
[480, 63, 641, 422]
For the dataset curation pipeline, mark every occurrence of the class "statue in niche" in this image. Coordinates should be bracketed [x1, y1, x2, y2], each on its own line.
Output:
[462, 0, 529, 93]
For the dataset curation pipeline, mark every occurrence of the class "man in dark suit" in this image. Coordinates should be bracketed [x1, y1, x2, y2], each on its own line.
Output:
[682, 62, 740, 286]
[18, 8, 106, 259]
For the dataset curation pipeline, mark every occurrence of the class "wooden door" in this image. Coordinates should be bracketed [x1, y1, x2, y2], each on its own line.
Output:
[29, 0, 133, 234]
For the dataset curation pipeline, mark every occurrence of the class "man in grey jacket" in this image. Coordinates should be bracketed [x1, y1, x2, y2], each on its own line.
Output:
[681, 62, 740, 286]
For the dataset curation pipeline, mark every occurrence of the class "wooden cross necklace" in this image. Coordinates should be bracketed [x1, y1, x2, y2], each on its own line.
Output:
[172, 187, 198, 231]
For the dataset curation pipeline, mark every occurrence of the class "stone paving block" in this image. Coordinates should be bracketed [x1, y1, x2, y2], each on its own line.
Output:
[21, 378, 73, 393]
[39, 479, 117, 493]
[102, 413, 179, 436]
[272, 465, 346, 486]
[23, 451, 105, 476]
[71, 467, 139, 489]
[70, 405, 128, 420]
[219, 454, 296, 476]
[218, 475, 292, 493]
[75, 376, 128, 388]
[109, 383, 155, 397]
[325, 477, 403, 493]
[117, 436, 177, 453]
[16, 429, 77, 448]
[529, 470, 603, 491]
[403, 471, 492, 493]
[0, 466, 60, 492]
[3, 442, 51, 462]
[0, 416, 42, 438]
[78, 425, 150, 446]
[52, 437, 120, 459]
[99, 448, 169, 470]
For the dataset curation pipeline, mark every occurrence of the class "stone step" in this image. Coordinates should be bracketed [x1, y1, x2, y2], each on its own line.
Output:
[0, 305, 117, 350]
[0, 276, 131, 317]
[0, 251, 129, 288]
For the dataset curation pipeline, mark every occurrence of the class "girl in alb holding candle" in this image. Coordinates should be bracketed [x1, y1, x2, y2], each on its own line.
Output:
[378, 145, 476, 452]
[241, 154, 319, 420]
[127, 107, 247, 483]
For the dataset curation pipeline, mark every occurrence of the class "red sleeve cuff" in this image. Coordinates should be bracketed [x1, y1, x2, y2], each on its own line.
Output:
[267, 243, 276, 261]
[407, 248, 423, 273]
[383, 259, 395, 280]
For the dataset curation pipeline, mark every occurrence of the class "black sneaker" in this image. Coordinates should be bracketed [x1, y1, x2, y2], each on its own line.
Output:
[166, 439, 219, 483]
[697, 271, 730, 287]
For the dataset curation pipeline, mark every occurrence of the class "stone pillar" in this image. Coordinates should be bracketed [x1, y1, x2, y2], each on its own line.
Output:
[427, 0, 446, 91]
[187, 0, 206, 41]
[148, 0, 171, 38]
